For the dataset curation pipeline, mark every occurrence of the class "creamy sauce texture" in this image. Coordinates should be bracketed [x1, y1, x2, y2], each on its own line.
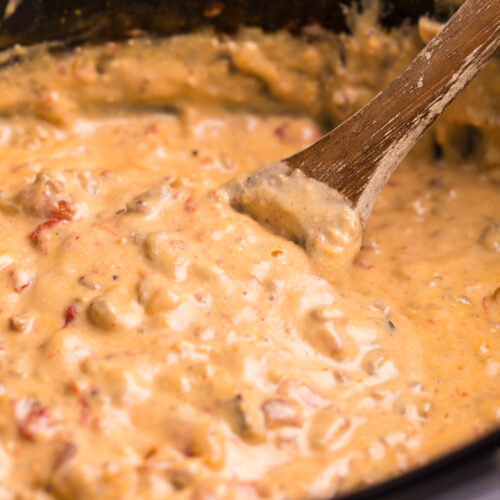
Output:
[0, 8, 499, 500]
[226, 162, 362, 284]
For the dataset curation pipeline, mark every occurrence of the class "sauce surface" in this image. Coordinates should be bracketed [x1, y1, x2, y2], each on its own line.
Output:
[0, 12, 499, 500]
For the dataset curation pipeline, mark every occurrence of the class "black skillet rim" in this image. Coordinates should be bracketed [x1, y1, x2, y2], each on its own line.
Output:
[1, 1, 498, 499]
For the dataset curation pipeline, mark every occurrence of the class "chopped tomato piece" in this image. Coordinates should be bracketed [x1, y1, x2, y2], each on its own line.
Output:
[29, 219, 61, 246]
[9, 270, 33, 293]
[14, 397, 52, 441]
[63, 304, 79, 327]
[45, 199, 75, 221]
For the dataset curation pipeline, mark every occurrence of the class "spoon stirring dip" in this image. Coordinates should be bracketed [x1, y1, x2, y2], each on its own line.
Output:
[227, 0, 500, 280]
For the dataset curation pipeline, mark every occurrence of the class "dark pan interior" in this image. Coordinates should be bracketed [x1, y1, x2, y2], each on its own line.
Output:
[0, 0, 450, 49]
[0, 1, 498, 499]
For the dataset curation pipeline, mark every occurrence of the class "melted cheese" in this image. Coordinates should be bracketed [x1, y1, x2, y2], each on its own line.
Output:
[0, 21, 498, 500]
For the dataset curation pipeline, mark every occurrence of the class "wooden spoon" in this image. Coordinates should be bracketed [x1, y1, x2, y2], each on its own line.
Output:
[229, 0, 500, 228]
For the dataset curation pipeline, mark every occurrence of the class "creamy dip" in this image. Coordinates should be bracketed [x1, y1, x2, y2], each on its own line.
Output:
[0, 7, 499, 500]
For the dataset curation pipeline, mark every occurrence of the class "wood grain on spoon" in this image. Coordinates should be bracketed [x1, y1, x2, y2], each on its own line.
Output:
[282, 0, 500, 225]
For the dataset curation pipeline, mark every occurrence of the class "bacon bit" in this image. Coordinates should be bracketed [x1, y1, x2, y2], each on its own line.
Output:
[14, 397, 52, 441]
[45, 199, 75, 221]
[170, 240, 187, 251]
[184, 197, 198, 213]
[29, 219, 61, 246]
[356, 261, 374, 270]
[63, 304, 79, 327]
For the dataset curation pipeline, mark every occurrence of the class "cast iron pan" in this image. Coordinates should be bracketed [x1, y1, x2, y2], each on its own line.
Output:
[0, 0, 445, 49]
[1, 1, 499, 498]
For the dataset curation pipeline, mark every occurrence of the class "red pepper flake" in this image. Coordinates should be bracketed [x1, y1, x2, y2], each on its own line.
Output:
[63, 304, 79, 328]
[387, 180, 400, 187]
[170, 240, 187, 251]
[184, 197, 198, 213]
[29, 219, 61, 246]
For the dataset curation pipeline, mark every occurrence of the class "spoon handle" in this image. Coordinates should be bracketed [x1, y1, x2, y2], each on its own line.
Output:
[285, 0, 500, 224]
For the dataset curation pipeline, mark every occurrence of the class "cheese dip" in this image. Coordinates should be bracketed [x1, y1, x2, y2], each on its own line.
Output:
[0, 8, 498, 500]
